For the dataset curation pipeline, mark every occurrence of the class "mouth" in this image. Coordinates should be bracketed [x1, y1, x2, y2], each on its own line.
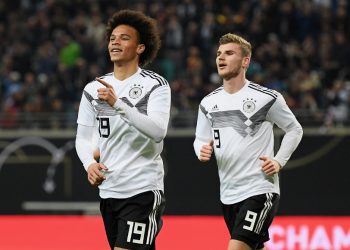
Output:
[110, 48, 122, 54]
[218, 63, 227, 69]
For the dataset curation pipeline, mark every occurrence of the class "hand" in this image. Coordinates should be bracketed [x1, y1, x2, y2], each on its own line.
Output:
[96, 77, 118, 107]
[259, 156, 281, 176]
[199, 140, 214, 162]
[87, 162, 108, 186]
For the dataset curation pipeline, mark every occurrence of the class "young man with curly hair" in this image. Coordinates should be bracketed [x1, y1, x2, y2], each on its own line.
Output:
[75, 10, 170, 250]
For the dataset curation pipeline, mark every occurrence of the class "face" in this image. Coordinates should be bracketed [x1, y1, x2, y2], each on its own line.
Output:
[108, 24, 145, 65]
[216, 43, 250, 80]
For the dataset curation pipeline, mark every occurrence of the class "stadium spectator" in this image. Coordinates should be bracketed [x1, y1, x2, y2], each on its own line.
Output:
[0, 0, 349, 129]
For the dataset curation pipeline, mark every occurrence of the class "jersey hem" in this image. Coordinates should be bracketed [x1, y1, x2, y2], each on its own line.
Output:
[220, 188, 279, 205]
[99, 186, 164, 199]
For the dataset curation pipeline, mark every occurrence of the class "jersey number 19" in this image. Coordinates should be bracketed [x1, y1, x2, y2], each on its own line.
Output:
[97, 117, 110, 138]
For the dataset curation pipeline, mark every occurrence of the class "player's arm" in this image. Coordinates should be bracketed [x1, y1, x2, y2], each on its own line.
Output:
[75, 89, 107, 186]
[75, 124, 98, 170]
[96, 78, 171, 142]
[194, 105, 214, 162]
[76, 124, 108, 186]
[266, 93, 303, 168]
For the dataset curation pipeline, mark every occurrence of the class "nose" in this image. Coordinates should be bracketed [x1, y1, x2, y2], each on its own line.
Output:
[217, 53, 225, 61]
[112, 36, 121, 45]
[217, 55, 224, 63]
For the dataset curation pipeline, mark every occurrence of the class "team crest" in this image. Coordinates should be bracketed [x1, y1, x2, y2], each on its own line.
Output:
[243, 98, 256, 113]
[129, 84, 143, 99]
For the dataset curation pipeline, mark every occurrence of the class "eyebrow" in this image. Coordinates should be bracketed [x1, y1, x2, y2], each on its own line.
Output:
[110, 33, 132, 38]
[217, 49, 235, 54]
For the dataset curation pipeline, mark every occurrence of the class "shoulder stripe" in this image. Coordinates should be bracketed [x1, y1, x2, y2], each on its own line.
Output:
[205, 86, 223, 98]
[248, 82, 277, 96]
[143, 69, 160, 76]
[248, 84, 277, 99]
[141, 70, 169, 86]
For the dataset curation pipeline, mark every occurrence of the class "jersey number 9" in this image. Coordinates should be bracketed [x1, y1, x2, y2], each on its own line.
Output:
[213, 129, 221, 148]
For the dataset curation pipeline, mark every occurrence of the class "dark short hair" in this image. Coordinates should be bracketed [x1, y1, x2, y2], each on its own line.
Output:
[106, 10, 161, 67]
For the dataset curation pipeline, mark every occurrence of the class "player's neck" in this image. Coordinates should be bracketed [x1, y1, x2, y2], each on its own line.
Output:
[113, 62, 139, 81]
[223, 74, 246, 94]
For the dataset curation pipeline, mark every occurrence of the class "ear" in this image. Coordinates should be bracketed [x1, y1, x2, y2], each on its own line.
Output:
[242, 56, 250, 69]
[137, 44, 145, 55]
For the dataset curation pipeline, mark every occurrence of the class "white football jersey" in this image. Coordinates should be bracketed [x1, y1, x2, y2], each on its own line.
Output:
[77, 68, 171, 199]
[194, 80, 303, 205]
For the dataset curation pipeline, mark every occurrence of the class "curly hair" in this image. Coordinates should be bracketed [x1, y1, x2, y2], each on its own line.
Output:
[106, 10, 161, 67]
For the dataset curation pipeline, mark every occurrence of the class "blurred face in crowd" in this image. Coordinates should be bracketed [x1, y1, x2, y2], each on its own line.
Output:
[216, 42, 250, 80]
[108, 25, 145, 66]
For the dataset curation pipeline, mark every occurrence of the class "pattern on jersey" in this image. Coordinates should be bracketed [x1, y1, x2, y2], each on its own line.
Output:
[140, 70, 169, 86]
[199, 104, 208, 115]
[209, 99, 276, 137]
[83, 90, 118, 116]
[210, 110, 249, 137]
[120, 84, 163, 115]
[119, 97, 133, 107]
[249, 99, 276, 136]
[205, 86, 223, 98]
[248, 82, 278, 99]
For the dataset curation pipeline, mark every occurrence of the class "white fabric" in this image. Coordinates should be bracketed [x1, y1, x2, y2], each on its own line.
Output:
[75, 124, 98, 170]
[113, 87, 170, 142]
[76, 68, 171, 199]
[194, 80, 303, 205]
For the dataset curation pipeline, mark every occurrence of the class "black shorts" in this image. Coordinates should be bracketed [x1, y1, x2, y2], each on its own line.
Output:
[222, 193, 279, 249]
[100, 190, 165, 250]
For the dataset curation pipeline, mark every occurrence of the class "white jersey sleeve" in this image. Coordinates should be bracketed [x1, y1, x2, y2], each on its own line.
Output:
[75, 87, 100, 170]
[114, 84, 171, 142]
[193, 105, 213, 157]
[75, 124, 98, 170]
[77, 88, 97, 126]
[267, 93, 303, 167]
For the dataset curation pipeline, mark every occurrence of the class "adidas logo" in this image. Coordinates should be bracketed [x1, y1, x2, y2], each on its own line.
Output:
[211, 104, 219, 111]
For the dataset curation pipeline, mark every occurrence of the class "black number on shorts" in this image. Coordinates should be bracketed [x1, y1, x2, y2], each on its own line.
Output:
[97, 117, 110, 138]
[213, 129, 221, 148]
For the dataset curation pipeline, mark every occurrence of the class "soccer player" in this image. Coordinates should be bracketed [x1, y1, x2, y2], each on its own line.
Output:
[193, 33, 303, 250]
[75, 10, 170, 250]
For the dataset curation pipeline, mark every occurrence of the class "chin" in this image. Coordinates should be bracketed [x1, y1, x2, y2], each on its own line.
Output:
[110, 57, 120, 63]
[222, 72, 239, 80]
[218, 71, 229, 78]
[218, 70, 226, 77]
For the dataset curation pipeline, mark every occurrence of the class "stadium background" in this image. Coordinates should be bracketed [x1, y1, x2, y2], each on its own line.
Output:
[0, 0, 349, 249]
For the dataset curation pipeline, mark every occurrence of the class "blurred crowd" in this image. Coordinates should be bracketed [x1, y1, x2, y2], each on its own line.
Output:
[0, 0, 349, 129]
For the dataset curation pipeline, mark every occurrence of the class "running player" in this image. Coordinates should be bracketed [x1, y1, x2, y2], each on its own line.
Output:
[193, 33, 303, 250]
[75, 10, 170, 250]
